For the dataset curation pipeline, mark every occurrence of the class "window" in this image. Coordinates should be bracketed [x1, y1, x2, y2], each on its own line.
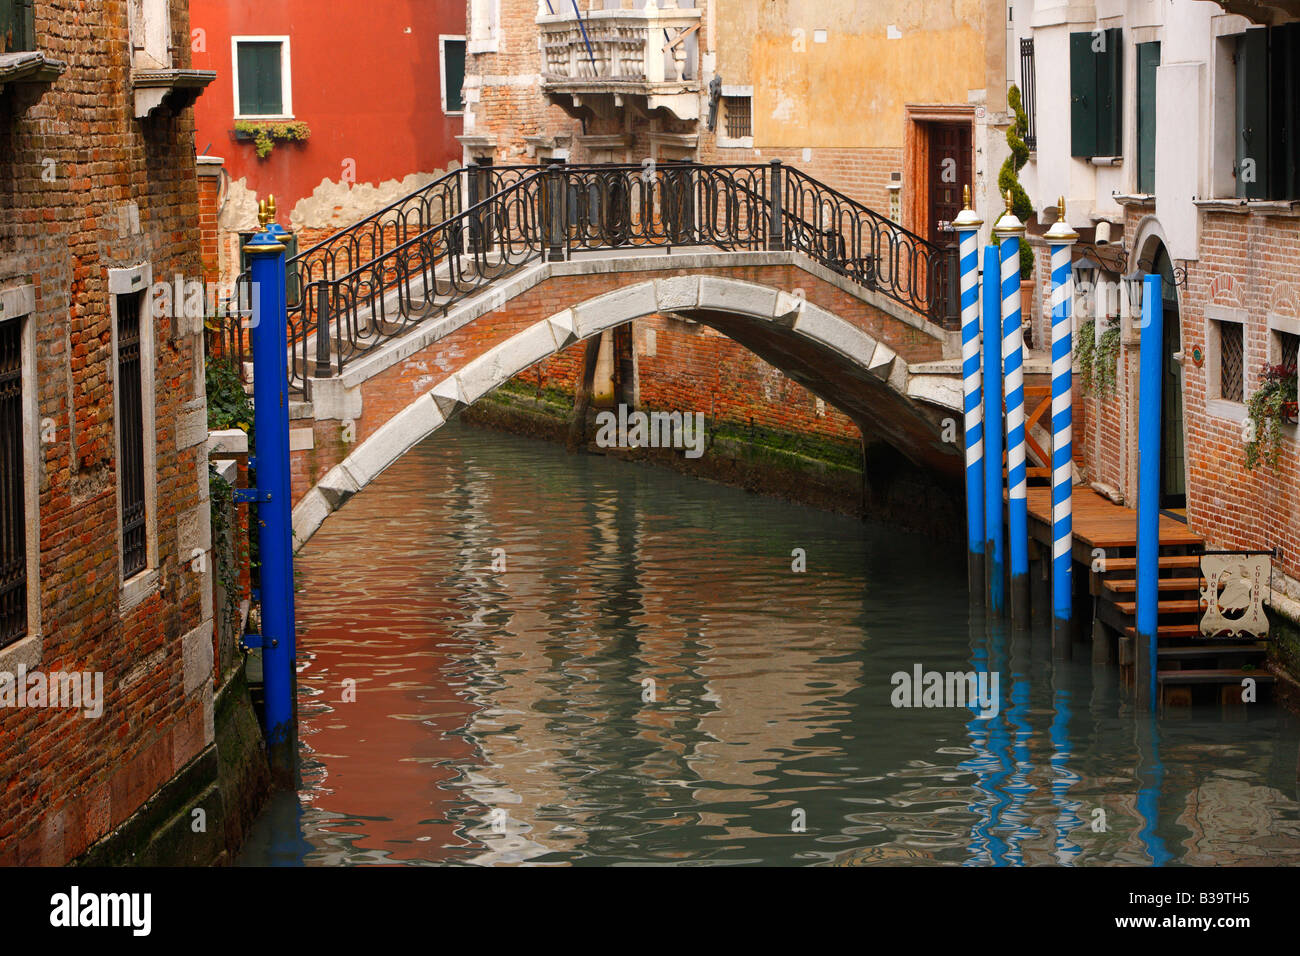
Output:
[1, 0, 35, 53]
[1217, 319, 1245, 403]
[1233, 25, 1300, 200]
[116, 292, 148, 579]
[0, 314, 25, 647]
[1070, 28, 1123, 158]
[724, 96, 752, 139]
[1279, 329, 1300, 370]
[1136, 42, 1160, 194]
[1019, 37, 1037, 150]
[717, 88, 753, 148]
[233, 37, 291, 118]
[441, 36, 466, 115]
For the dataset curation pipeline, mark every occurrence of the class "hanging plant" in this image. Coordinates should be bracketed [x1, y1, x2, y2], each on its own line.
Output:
[1244, 361, 1298, 471]
[1075, 318, 1097, 390]
[1075, 317, 1121, 397]
[233, 120, 311, 159]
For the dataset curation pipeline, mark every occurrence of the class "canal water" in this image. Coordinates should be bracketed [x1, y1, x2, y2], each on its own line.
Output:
[239, 420, 1300, 866]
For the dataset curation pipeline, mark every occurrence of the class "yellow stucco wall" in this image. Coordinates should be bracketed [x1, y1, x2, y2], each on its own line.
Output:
[721, 0, 990, 149]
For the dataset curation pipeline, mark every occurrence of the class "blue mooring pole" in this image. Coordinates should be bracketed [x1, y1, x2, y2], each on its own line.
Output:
[955, 187, 984, 602]
[1136, 274, 1163, 712]
[982, 244, 1004, 615]
[246, 199, 298, 782]
[994, 194, 1029, 629]
[1044, 199, 1078, 657]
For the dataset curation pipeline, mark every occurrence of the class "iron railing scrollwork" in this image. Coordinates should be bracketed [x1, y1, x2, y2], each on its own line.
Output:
[208, 161, 958, 398]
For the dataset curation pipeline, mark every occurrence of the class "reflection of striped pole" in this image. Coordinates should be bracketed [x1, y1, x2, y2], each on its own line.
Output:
[1136, 274, 1163, 711]
[994, 193, 1029, 628]
[955, 187, 984, 601]
[1044, 198, 1078, 655]
[982, 244, 1004, 615]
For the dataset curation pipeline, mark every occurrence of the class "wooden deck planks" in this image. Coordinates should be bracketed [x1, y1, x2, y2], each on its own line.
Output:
[1024, 487, 1204, 551]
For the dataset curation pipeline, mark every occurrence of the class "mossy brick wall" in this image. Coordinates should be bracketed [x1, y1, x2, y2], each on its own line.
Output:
[0, 0, 217, 864]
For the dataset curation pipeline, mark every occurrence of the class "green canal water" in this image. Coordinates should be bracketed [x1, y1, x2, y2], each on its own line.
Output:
[238, 421, 1300, 866]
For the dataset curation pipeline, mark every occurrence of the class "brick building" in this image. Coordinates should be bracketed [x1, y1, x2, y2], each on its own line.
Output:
[1013, 0, 1300, 621]
[1, 0, 263, 864]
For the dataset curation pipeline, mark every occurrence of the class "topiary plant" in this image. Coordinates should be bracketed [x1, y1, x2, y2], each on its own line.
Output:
[1000, 86, 1035, 279]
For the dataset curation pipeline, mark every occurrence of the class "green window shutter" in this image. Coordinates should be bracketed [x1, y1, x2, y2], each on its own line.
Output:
[1272, 23, 1300, 199]
[444, 39, 465, 113]
[2, 0, 36, 53]
[237, 41, 283, 116]
[1137, 42, 1160, 194]
[1237, 29, 1271, 199]
[1070, 32, 1098, 158]
[1096, 28, 1123, 156]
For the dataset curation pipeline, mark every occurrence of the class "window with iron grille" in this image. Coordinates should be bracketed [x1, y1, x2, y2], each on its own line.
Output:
[117, 292, 148, 579]
[0, 317, 26, 648]
[1278, 329, 1299, 370]
[1019, 38, 1037, 151]
[1218, 319, 1244, 402]
[724, 96, 752, 140]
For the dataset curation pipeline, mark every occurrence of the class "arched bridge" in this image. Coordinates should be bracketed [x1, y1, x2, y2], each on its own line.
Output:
[208, 163, 1048, 549]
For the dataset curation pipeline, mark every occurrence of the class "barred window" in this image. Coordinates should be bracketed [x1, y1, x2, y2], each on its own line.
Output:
[0, 316, 26, 647]
[117, 292, 148, 579]
[1218, 320, 1244, 403]
[1278, 329, 1299, 371]
[724, 96, 751, 140]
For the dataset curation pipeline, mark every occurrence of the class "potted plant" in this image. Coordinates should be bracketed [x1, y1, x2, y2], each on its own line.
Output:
[233, 120, 311, 159]
[1244, 361, 1299, 470]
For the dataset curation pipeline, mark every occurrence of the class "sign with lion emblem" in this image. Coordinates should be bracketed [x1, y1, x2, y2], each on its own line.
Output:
[1198, 553, 1271, 639]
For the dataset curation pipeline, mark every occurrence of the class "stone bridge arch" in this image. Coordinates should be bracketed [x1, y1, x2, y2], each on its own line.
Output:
[290, 272, 967, 551]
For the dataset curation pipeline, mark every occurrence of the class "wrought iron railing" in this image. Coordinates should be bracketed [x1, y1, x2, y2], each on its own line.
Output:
[208, 161, 957, 398]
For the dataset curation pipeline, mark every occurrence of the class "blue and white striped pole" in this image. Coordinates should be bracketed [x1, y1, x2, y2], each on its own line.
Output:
[994, 192, 1030, 628]
[1136, 274, 1163, 711]
[982, 244, 1004, 615]
[955, 187, 984, 601]
[1044, 198, 1078, 656]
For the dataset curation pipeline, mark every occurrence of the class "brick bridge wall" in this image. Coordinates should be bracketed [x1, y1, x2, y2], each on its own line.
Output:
[287, 260, 952, 512]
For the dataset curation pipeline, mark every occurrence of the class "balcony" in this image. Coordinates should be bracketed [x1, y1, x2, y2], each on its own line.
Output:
[537, 3, 701, 122]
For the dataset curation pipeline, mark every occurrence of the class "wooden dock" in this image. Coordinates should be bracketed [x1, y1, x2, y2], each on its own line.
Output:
[1023, 487, 1271, 710]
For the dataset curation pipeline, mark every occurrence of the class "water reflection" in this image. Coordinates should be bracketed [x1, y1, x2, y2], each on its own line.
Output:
[238, 421, 1300, 866]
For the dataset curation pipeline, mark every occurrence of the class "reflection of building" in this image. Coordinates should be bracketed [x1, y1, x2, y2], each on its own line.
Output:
[1013, 1, 1300, 601]
[189, 0, 465, 280]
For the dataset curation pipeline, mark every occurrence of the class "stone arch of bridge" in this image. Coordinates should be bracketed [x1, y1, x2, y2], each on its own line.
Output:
[290, 275, 962, 551]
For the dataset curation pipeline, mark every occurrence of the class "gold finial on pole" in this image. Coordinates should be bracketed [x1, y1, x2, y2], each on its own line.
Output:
[953, 183, 982, 230]
[963, 184, 970, 208]
[266, 194, 277, 222]
[257, 198, 270, 228]
[1044, 194, 1078, 243]
[1005, 188, 1014, 213]
[993, 188, 1025, 238]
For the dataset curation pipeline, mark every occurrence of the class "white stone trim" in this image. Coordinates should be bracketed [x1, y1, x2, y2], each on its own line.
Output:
[439, 35, 467, 116]
[0, 283, 41, 665]
[231, 36, 293, 120]
[108, 263, 161, 605]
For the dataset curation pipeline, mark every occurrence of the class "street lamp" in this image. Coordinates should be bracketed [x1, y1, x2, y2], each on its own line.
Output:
[1073, 254, 1101, 314]
[1124, 269, 1145, 320]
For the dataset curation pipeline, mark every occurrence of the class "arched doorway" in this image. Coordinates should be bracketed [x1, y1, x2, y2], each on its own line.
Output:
[1150, 243, 1186, 511]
